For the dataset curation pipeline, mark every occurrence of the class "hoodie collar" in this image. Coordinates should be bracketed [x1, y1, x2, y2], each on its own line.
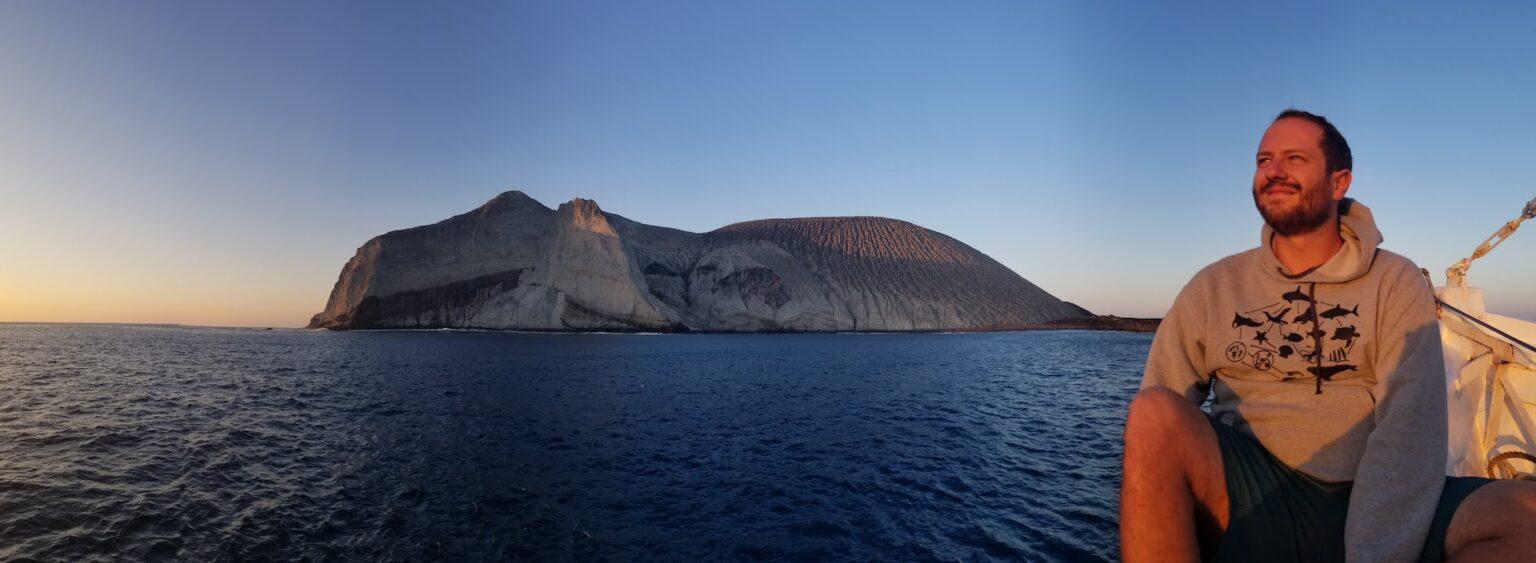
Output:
[1258, 198, 1384, 283]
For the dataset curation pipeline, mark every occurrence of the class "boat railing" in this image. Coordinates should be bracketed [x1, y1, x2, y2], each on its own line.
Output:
[1436, 195, 1536, 480]
[1438, 309, 1536, 478]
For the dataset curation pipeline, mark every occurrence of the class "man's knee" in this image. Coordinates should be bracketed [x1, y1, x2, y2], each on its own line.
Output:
[1487, 482, 1536, 526]
[1447, 480, 1536, 556]
[1125, 388, 1203, 445]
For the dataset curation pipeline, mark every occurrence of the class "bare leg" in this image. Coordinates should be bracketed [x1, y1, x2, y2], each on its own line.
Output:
[1120, 388, 1230, 563]
[1444, 480, 1536, 561]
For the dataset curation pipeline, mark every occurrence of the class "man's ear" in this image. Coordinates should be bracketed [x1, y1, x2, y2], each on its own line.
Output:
[1331, 169, 1352, 200]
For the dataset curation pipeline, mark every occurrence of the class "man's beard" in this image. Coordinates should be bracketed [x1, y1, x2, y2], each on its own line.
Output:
[1254, 178, 1334, 236]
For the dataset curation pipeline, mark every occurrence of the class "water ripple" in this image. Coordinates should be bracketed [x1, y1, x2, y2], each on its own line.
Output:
[0, 324, 1148, 561]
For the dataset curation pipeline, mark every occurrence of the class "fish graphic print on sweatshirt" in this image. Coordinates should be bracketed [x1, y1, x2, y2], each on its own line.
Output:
[1226, 284, 1362, 381]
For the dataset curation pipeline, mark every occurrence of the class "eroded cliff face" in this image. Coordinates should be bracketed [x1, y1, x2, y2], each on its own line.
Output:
[308, 191, 1090, 331]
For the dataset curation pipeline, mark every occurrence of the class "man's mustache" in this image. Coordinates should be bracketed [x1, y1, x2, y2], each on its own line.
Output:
[1262, 179, 1302, 192]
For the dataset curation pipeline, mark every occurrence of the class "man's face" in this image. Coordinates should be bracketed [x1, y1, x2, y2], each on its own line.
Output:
[1252, 118, 1347, 235]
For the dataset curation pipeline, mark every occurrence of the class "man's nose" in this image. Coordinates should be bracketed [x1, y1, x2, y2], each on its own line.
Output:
[1261, 160, 1287, 181]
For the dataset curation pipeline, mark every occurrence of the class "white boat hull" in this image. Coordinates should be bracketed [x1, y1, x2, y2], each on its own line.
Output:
[1439, 286, 1536, 478]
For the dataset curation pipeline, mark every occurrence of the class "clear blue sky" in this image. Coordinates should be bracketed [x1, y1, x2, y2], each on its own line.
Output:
[1, 1, 1532, 326]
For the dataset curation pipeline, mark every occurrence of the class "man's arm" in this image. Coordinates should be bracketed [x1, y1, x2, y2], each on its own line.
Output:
[1344, 269, 1448, 563]
[1139, 281, 1211, 402]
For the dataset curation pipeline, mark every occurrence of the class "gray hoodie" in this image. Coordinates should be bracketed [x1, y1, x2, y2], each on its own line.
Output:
[1140, 199, 1447, 562]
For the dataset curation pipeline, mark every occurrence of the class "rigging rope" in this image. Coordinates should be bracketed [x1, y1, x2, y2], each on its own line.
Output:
[1436, 298, 1536, 356]
[1433, 195, 1536, 356]
[1447, 195, 1536, 287]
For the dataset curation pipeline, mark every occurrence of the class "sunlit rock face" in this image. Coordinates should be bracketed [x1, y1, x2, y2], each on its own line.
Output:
[308, 191, 1090, 331]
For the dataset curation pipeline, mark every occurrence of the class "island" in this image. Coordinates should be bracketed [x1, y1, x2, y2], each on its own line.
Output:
[309, 191, 1156, 333]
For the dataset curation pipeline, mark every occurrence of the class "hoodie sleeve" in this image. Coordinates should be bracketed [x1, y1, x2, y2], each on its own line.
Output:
[1344, 267, 1448, 563]
[1139, 279, 1212, 404]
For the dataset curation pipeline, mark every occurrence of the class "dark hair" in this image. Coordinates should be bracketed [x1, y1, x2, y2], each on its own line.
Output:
[1274, 109, 1352, 173]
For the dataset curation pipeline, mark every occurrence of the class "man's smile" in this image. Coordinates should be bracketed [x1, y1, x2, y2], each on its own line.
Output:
[1261, 180, 1302, 196]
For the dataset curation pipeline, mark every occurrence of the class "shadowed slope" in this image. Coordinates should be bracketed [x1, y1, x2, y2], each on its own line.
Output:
[707, 217, 1085, 329]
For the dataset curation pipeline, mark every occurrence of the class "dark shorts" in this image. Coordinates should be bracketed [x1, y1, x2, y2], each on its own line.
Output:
[1206, 415, 1493, 563]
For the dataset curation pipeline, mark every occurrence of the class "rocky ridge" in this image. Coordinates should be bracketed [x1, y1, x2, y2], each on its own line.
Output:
[309, 191, 1098, 332]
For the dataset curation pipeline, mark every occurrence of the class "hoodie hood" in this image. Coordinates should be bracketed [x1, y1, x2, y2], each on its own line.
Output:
[1258, 198, 1384, 283]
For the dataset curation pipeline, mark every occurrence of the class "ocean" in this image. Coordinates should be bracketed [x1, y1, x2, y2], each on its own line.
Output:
[0, 324, 1150, 561]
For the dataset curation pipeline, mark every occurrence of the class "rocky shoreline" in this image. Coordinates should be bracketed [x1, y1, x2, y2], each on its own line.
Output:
[319, 315, 1161, 335]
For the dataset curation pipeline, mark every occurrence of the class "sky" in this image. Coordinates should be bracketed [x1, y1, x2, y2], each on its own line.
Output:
[1, 1, 1533, 327]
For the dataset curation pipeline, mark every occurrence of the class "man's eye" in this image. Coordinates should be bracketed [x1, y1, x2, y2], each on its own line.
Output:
[1288, 155, 1304, 162]
[1257, 158, 1269, 165]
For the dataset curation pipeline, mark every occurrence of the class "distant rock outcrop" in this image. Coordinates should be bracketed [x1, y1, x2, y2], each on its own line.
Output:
[309, 191, 1093, 332]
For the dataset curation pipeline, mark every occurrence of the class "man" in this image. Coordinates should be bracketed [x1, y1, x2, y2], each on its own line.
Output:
[1119, 109, 1536, 562]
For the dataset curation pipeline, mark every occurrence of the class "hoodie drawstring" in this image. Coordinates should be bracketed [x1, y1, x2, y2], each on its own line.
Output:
[1309, 282, 1323, 394]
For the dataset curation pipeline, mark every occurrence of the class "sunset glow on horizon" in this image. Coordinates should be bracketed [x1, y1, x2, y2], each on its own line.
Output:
[3, 2, 1534, 327]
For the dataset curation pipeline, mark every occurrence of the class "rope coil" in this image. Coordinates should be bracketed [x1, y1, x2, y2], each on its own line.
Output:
[1488, 450, 1536, 480]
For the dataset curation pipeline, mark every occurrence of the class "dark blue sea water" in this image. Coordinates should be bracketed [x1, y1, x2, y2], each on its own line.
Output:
[0, 324, 1150, 561]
